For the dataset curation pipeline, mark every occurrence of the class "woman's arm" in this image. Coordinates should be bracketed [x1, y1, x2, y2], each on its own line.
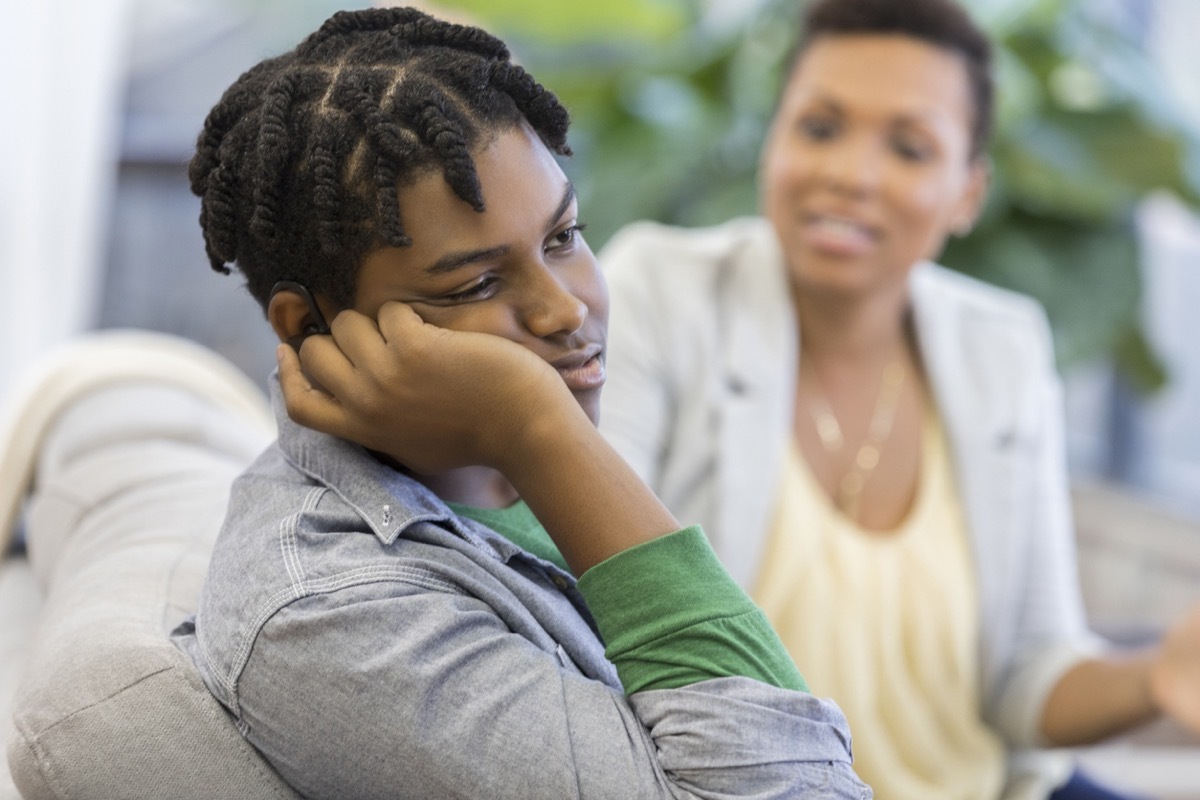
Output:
[1041, 608, 1200, 746]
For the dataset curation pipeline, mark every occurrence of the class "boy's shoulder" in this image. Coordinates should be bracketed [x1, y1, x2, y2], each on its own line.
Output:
[182, 434, 616, 724]
[211, 439, 461, 596]
[188, 439, 471, 697]
[196, 434, 578, 658]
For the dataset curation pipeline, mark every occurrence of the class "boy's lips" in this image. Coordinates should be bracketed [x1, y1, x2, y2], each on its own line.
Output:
[552, 347, 605, 392]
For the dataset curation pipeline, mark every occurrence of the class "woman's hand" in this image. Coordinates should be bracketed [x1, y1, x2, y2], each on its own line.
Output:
[1149, 605, 1200, 733]
[276, 300, 578, 474]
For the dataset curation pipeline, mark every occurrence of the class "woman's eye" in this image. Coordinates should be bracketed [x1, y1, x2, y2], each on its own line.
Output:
[547, 223, 587, 253]
[798, 116, 839, 141]
[441, 276, 498, 303]
[891, 135, 933, 162]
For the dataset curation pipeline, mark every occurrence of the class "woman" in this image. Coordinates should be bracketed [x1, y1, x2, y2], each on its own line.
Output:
[599, 1, 1200, 798]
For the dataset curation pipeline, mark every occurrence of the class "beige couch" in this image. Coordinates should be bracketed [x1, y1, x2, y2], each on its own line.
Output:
[0, 332, 298, 799]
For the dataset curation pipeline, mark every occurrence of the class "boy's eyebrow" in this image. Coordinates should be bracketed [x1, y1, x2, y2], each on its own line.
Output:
[422, 182, 578, 276]
[543, 182, 577, 235]
[424, 244, 511, 276]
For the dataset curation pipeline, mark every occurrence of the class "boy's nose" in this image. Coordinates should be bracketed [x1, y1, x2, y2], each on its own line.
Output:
[524, 272, 587, 338]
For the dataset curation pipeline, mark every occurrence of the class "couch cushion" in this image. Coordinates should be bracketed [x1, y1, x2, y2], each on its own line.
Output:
[0, 555, 39, 799]
[6, 340, 302, 799]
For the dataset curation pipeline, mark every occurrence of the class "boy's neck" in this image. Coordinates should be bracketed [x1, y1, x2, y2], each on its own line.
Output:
[415, 465, 521, 510]
[367, 451, 519, 509]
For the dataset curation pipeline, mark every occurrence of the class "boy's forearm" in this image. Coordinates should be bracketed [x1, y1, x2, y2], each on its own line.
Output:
[497, 401, 679, 576]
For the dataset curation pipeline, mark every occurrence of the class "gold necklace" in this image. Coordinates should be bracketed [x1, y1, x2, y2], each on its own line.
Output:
[803, 359, 906, 520]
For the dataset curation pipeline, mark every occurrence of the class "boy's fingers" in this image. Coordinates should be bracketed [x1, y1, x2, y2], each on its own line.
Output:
[275, 343, 312, 392]
[296, 333, 360, 396]
[277, 343, 349, 435]
[326, 308, 382, 368]
[376, 301, 424, 345]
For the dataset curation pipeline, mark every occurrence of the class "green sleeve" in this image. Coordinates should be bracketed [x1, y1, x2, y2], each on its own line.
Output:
[576, 526, 808, 694]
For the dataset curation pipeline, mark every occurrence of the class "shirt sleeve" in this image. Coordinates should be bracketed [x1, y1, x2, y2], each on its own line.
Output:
[227, 559, 865, 800]
[577, 526, 808, 693]
[980, 302, 1106, 746]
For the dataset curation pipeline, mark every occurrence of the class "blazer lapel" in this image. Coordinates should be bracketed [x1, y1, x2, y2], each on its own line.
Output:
[911, 264, 1024, 690]
[712, 229, 797, 588]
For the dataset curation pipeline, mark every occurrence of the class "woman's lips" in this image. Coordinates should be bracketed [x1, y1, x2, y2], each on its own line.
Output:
[802, 214, 877, 256]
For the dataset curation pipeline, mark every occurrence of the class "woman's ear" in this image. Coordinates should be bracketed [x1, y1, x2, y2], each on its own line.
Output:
[267, 285, 331, 348]
[952, 157, 991, 236]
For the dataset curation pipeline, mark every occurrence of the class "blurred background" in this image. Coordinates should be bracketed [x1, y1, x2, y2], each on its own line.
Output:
[6, 0, 1197, 518]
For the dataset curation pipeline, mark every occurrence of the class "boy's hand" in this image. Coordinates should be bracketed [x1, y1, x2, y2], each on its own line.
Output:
[276, 301, 580, 474]
[279, 300, 677, 574]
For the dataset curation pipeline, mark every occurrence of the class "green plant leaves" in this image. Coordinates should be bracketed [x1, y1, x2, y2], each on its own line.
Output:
[437, 0, 688, 42]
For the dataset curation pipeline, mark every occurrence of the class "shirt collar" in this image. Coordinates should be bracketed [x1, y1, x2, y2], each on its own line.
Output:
[266, 372, 579, 584]
[269, 372, 480, 548]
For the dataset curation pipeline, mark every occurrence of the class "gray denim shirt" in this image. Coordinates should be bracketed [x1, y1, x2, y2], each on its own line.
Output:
[173, 379, 870, 799]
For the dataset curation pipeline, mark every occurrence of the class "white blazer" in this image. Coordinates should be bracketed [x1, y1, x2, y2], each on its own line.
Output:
[599, 217, 1101, 791]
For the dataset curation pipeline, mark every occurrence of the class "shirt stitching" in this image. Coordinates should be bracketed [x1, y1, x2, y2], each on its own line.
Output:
[280, 487, 322, 597]
[223, 564, 468, 711]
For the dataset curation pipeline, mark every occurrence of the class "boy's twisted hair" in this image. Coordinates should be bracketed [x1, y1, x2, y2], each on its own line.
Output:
[189, 7, 571, 310]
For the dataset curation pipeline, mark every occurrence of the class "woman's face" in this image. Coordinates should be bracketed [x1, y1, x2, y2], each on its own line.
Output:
[354, 123, 609, 424]
[760, 34, 987, 299]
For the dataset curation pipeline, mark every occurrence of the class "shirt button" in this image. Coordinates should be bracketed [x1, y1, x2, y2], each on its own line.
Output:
[552, 575, 569, 590]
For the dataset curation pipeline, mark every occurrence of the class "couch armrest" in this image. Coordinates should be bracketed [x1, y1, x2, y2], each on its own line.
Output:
[5, 332, 300, 799]
[1073, 481, 1200, 642]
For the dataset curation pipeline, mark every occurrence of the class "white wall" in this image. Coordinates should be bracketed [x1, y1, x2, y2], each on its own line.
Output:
[0, 0, 130, 401]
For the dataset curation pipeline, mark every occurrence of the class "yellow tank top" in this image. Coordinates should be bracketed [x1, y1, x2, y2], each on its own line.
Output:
[752, 412, 1005, 800]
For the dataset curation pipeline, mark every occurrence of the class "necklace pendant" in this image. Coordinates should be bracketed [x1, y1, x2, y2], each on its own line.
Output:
[815, 413, 844, 450]
[803, 356, 908, 523]
[856, 445, 881, 470]
[838, 471, 865, 519]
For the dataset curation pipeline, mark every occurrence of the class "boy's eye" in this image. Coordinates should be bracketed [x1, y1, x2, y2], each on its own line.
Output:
[547, 223, 587, 253]
[440, 276, 498, 303]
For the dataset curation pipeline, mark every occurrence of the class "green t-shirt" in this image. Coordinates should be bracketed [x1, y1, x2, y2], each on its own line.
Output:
[449, 500, 570, 572]
[452, 501, 808, 695]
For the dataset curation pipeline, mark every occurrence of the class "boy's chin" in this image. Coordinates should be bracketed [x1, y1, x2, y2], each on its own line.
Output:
[574, 389, 603, 427]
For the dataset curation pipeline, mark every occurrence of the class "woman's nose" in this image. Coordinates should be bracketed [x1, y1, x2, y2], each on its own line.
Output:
[817, 134, 883, 195]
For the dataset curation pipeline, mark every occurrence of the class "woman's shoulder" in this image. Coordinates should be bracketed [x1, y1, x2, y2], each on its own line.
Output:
[912, 262, 1057, 384]
[912, 262, 1046, 331]
[600, 217, 778, 284]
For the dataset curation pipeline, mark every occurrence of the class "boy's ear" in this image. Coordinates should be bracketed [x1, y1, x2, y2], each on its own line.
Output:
[268, 287, 329, 346]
